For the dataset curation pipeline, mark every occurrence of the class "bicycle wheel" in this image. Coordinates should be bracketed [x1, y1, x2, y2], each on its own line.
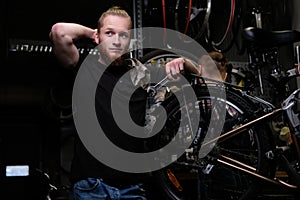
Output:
[140, 49, 199, 70]
[174, 0, 211, 43]
[205, 0, 241, 53]
[152, 85, 276, 200]
[140, 49, 180, 65]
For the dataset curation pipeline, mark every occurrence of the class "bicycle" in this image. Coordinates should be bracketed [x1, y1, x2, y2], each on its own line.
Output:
[141, 27, 300, 199]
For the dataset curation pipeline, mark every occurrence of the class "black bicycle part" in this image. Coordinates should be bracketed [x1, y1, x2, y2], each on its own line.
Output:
[152, 85, 276, 200]
[242, 27, 300, 105]
[174, 0, 211, 43]
[205, 0, 239, 53]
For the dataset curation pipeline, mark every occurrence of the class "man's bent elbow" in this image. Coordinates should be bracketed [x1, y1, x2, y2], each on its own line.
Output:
[50, 23, 67, 40]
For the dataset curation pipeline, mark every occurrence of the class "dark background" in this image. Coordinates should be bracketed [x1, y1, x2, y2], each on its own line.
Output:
[0, 1, 135, 198]
[0, 0, 298, 199]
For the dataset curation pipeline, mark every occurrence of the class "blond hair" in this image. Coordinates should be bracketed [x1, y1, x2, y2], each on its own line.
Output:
[98, 6, 132, 30]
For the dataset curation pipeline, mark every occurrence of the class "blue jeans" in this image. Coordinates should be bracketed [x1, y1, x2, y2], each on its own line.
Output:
[70, 178, 147, 200]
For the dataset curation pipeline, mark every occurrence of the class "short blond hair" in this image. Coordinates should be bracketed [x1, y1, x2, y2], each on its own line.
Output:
[98, 6, 132, 30]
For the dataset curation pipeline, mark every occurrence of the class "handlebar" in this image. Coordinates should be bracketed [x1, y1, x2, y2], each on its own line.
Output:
[146, 72, 249, 98]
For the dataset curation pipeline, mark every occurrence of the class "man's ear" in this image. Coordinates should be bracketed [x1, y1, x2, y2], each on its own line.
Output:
[94, 30, 99, 44]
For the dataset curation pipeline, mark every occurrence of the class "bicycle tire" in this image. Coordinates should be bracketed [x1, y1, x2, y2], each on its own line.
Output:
[205, 0, 240, 53]
[140, 49, 199, 68]
[140, 49, 180, 65]
[152, 85, 276, 200]
[174, 0, 211, 43]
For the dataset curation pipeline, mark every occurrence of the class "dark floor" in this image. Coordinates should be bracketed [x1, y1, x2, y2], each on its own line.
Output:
[258, 191, 298, 199]
[257, 183, 299, 200]
[1, 176, 299, 200]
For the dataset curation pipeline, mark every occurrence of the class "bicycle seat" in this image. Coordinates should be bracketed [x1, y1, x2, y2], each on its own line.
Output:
[242, 27, 300, 48]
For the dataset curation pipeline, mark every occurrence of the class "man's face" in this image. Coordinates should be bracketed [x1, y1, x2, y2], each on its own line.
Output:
[98, 15, 131, 64]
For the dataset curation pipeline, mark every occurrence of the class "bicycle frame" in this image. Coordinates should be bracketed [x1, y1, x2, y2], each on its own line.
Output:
[212, 107, 297, 188]
[141, 45, 300, 199]
[150, 70, 300, 190]
[196, 75, 300, 189]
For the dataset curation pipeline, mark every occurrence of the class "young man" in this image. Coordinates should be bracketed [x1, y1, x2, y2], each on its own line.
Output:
[50, 6, 190, 200]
